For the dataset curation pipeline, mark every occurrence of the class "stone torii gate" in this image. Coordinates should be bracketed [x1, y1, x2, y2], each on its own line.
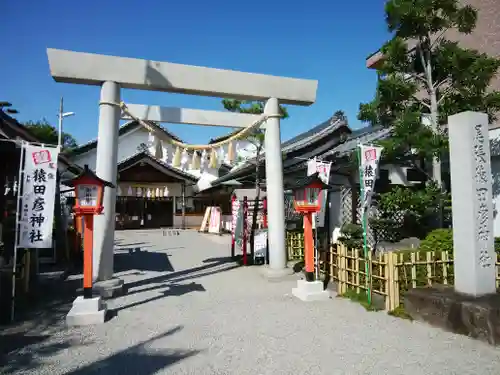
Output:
[47, 48, 317, 293]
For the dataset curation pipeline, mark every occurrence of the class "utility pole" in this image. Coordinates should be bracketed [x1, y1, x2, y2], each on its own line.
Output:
[58, 97, 64, 147]
[57, 97, 75, 148]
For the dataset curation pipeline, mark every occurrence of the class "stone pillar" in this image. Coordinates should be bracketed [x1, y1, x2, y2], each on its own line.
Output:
[263, 98, 291, 277]
[93, 81, 122, 293]
[448, 111, 496, 296]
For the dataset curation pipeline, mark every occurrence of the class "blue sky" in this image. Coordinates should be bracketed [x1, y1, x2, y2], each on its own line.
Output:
[1, 0, 389, 146]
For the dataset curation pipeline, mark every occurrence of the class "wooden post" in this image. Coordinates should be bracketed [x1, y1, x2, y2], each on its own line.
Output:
[23, 250, 30, 293]
[304, 212, 315, 281]
[83, 215, 94, 299]
[242, 196, 248, 266]
[329, 245, 334, 282]
[385, 252, 392, 311]
[339, 244, 347, 294]
[390, 253, 400, 310]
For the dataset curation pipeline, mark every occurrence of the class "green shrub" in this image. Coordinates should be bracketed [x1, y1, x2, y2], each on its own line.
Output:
[418, 228, 453, 256]
[495, 237, 500, 255]
[338, 223, 363, 249]
[418, 228, 499, 258]
[394, 228, 455, 300]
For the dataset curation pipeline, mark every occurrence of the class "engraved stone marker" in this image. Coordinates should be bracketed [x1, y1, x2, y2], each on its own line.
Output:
[448, 111, 496, 296]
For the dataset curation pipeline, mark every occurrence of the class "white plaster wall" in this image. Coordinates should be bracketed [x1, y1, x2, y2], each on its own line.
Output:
[73, 127, 150, 170]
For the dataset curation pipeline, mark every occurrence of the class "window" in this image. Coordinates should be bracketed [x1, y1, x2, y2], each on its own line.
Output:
[378, 169, 389, 182]
[406, 168, 426, 182]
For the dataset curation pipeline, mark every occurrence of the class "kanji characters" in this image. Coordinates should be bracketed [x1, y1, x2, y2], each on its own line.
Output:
[33, 169, 47, 183]
[29, 229, 43, 243]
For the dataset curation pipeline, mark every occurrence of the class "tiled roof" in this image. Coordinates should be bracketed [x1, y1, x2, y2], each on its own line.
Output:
[281, 116, 346, 150]
[206, 116, 350, 187]
[319, 126, 392, 159]
[117, 151, 198, 182]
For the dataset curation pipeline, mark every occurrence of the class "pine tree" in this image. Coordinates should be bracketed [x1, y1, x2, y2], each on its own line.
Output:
[359, 0, 500, 185]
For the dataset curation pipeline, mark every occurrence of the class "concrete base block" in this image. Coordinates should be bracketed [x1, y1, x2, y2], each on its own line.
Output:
[93, 277, 125, 299]
[292, 280, 331, 302]
[66, 296, 107, 326]
[260, 266, 295, 281]
[405, 285, 500, 346]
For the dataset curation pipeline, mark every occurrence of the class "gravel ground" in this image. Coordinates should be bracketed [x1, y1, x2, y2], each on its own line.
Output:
[2, 229, 500, 375]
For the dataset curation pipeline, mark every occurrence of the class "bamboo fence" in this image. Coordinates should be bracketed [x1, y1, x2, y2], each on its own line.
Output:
[286, 231, 500, 311]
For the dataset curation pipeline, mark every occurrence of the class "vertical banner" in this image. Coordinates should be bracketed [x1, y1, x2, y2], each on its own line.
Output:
[358, 145, 383, 211]
[18, 145, 60, 248]
[306, 158, 332, 228]
[357, 144, 383, 306]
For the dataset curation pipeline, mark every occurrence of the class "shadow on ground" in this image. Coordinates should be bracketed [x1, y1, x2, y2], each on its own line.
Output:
[111, 256, 238, 313]
[113, 239, 147, 248]
[114, 248, 174, 273]
[115, 282, 206, 312]
[123, 256, 238, 297]
[64, 326, 200, 375]
[0, 334, 89, 374]
[0, 275, 83, 373]
[2, 326, 199, 375]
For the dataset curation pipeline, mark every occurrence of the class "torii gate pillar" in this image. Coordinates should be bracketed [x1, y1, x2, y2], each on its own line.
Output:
[264, 98, 289, 276]
[93, 81, 121, 290]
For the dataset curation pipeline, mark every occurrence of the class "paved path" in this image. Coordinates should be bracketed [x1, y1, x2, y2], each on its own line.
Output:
[2, 230, 500, 375]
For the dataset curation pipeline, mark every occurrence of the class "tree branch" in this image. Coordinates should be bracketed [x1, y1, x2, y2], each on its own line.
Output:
[408, 72, 427, 85]
[430, 28, 448, 49]
[437, 87, 454, 105]
[434, 77, 451, 91]
[414, 96, 431, 109]
[246, 138, 259, 147]
[417, 40, 428, 85]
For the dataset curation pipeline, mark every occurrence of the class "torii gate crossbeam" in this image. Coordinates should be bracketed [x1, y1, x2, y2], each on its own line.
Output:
[47, 48, 318, 293]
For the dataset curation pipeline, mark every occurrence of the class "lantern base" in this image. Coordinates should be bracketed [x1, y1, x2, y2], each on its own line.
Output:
[66, 296, 107, 326]
[292, 280, 331, 302]
[93, 277, 125, 299]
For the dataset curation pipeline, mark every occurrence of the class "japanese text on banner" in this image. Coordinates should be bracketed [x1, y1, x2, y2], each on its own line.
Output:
[19, 145, 59, 248]
[358, 145, 383, 210]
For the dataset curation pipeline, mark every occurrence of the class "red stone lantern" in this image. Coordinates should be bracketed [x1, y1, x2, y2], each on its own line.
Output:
[293, 178, 326, 213]
[63, 165, 114, 298]
[290, 173, 329, 282]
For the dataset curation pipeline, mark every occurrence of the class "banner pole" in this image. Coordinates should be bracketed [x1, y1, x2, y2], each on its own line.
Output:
[357, 145, 372, 306]
[11, 142, 26, 322]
